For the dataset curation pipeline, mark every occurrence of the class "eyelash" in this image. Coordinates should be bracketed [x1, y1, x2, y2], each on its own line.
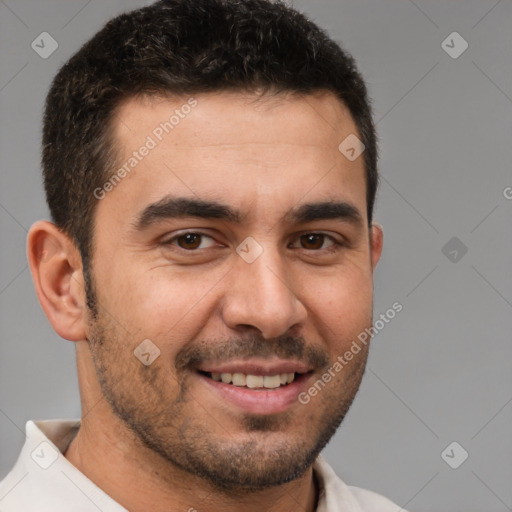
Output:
[161, 231, 344, 253]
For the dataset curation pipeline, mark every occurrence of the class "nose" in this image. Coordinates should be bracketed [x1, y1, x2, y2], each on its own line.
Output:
[221, 246, 307, 339]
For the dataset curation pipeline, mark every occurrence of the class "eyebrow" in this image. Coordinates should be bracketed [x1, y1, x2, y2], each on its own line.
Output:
[132, 196, 364, 231]
[133, 197, 242, 230]
[284, 200, 364, 227]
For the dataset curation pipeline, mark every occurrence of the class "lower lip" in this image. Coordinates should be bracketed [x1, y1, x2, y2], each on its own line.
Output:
[197, 372, 311, 415]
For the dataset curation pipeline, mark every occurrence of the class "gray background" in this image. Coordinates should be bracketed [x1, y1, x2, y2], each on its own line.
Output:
[1, 0, 511, 510]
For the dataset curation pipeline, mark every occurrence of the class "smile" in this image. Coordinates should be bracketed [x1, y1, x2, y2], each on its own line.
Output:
[196, 368, 313, 415]
[199, 371, 298, 389]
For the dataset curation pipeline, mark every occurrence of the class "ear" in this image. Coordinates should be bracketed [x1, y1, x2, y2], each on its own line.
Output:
[369, 223, 383, 270]
[27, 220, 88, 342]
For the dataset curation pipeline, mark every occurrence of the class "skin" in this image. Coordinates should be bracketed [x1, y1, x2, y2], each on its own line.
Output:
[28, 90, 383, 512]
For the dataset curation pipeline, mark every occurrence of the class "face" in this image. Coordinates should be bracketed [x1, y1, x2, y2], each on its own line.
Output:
[85, 90, 381, 492]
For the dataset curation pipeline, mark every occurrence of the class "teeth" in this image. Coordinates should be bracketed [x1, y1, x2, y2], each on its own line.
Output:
[246, 375, 264, 388]
[209, 372, 296, 388]
[232, 373, 246, 386]
[263, 375, 281, 388]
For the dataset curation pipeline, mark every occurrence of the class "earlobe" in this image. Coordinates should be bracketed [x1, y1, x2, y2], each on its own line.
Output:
[370, 223, 383, 270]
[27, 221, 88, 342]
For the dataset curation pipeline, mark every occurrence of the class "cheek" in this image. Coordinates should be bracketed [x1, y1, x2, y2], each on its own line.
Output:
[98, 264, 224, 345]
[299, 267, 374, 344]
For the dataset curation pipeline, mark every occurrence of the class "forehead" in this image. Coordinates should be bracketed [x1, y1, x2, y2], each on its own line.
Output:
[99, 90, 367, 228]
[114, 90, 359, 149]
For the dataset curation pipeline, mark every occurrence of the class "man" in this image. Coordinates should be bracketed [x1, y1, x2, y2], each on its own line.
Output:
[0, 0, 405, 510]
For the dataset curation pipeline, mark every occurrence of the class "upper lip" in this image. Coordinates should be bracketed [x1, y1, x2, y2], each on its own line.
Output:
[196, 359, 313, 376]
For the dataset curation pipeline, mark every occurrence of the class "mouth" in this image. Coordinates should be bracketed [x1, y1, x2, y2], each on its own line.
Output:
[195, 367, 314, 415]
[198, 370, 303, 389]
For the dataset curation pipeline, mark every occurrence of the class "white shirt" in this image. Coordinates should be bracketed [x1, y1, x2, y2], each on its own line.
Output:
[0, 420, 406, 511]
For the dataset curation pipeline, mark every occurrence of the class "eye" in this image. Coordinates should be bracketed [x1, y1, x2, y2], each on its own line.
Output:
[290, 233, 340, 251]
[164, 232, 218, 251]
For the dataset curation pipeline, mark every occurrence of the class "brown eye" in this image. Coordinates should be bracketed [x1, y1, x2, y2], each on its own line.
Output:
[300, 233, 331, 250]
[177, 233, 202, 249]
[164, 232, 217, 251]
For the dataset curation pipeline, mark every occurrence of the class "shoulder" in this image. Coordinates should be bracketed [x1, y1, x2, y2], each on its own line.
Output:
[313, 454, 406, 512]
[348, 485, 406, 511]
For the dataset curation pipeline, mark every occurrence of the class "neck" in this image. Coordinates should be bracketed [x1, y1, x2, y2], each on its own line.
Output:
[65, 342, 319, 512]
[64, 416, 319, 512]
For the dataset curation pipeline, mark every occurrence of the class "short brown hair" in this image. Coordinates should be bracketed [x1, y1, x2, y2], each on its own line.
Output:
[42, 0, 379, 307]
